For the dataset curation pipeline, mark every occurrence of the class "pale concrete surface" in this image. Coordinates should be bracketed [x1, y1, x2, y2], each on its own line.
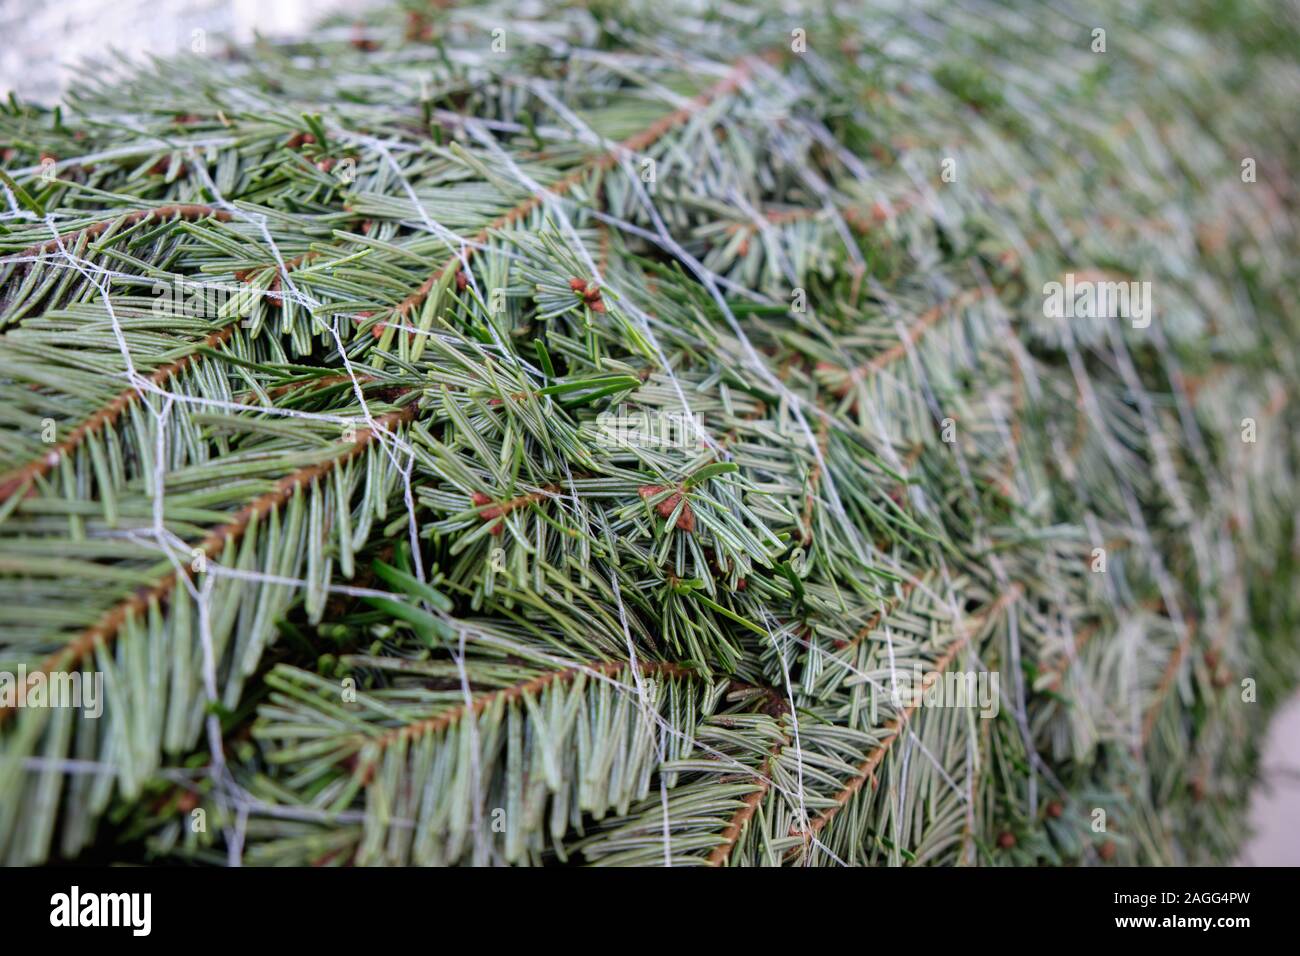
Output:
[1240, 692, 1300, 865]
[0, 0, 370, 103]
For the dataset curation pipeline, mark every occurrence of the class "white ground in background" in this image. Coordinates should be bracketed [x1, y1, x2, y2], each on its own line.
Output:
[1, 0, 1296, 865]
[0, 0, 368, 103]
[1240, 693, 1300, 865]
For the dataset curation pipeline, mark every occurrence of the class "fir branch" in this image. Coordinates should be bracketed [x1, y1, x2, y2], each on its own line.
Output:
[705, 728, 789, 866]
[364, 657, 695, 755]
[0, 0, 1295, 867]
[13, 204, 233, 261]
[0, 323, 239, 501]
[0, 401, 418, 710]
[790, 584, 1024, 855]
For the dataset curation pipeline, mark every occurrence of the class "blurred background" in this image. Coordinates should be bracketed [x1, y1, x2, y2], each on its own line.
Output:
[1, 0, 1296, 865]
[0, 0, 365, 103]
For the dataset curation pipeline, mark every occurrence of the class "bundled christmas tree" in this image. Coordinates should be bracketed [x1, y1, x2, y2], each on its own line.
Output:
[0, 0, 1296, 866]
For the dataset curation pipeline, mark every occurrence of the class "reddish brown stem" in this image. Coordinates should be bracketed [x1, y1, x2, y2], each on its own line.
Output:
[359, 659, 696, 780]
[706, 732, 788, 866]
[788, 584, 1022, 855]
[12, 204, 232, 260]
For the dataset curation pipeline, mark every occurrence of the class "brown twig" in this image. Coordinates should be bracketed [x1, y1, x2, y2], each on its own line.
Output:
[357, 659, 696, 782]
[9, 204, 232, 261]
[706, 730, 789, 866]
[1139, 615, 1199, 746]
[833, 579, 917, 651]
[820, 287, 994, 406]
